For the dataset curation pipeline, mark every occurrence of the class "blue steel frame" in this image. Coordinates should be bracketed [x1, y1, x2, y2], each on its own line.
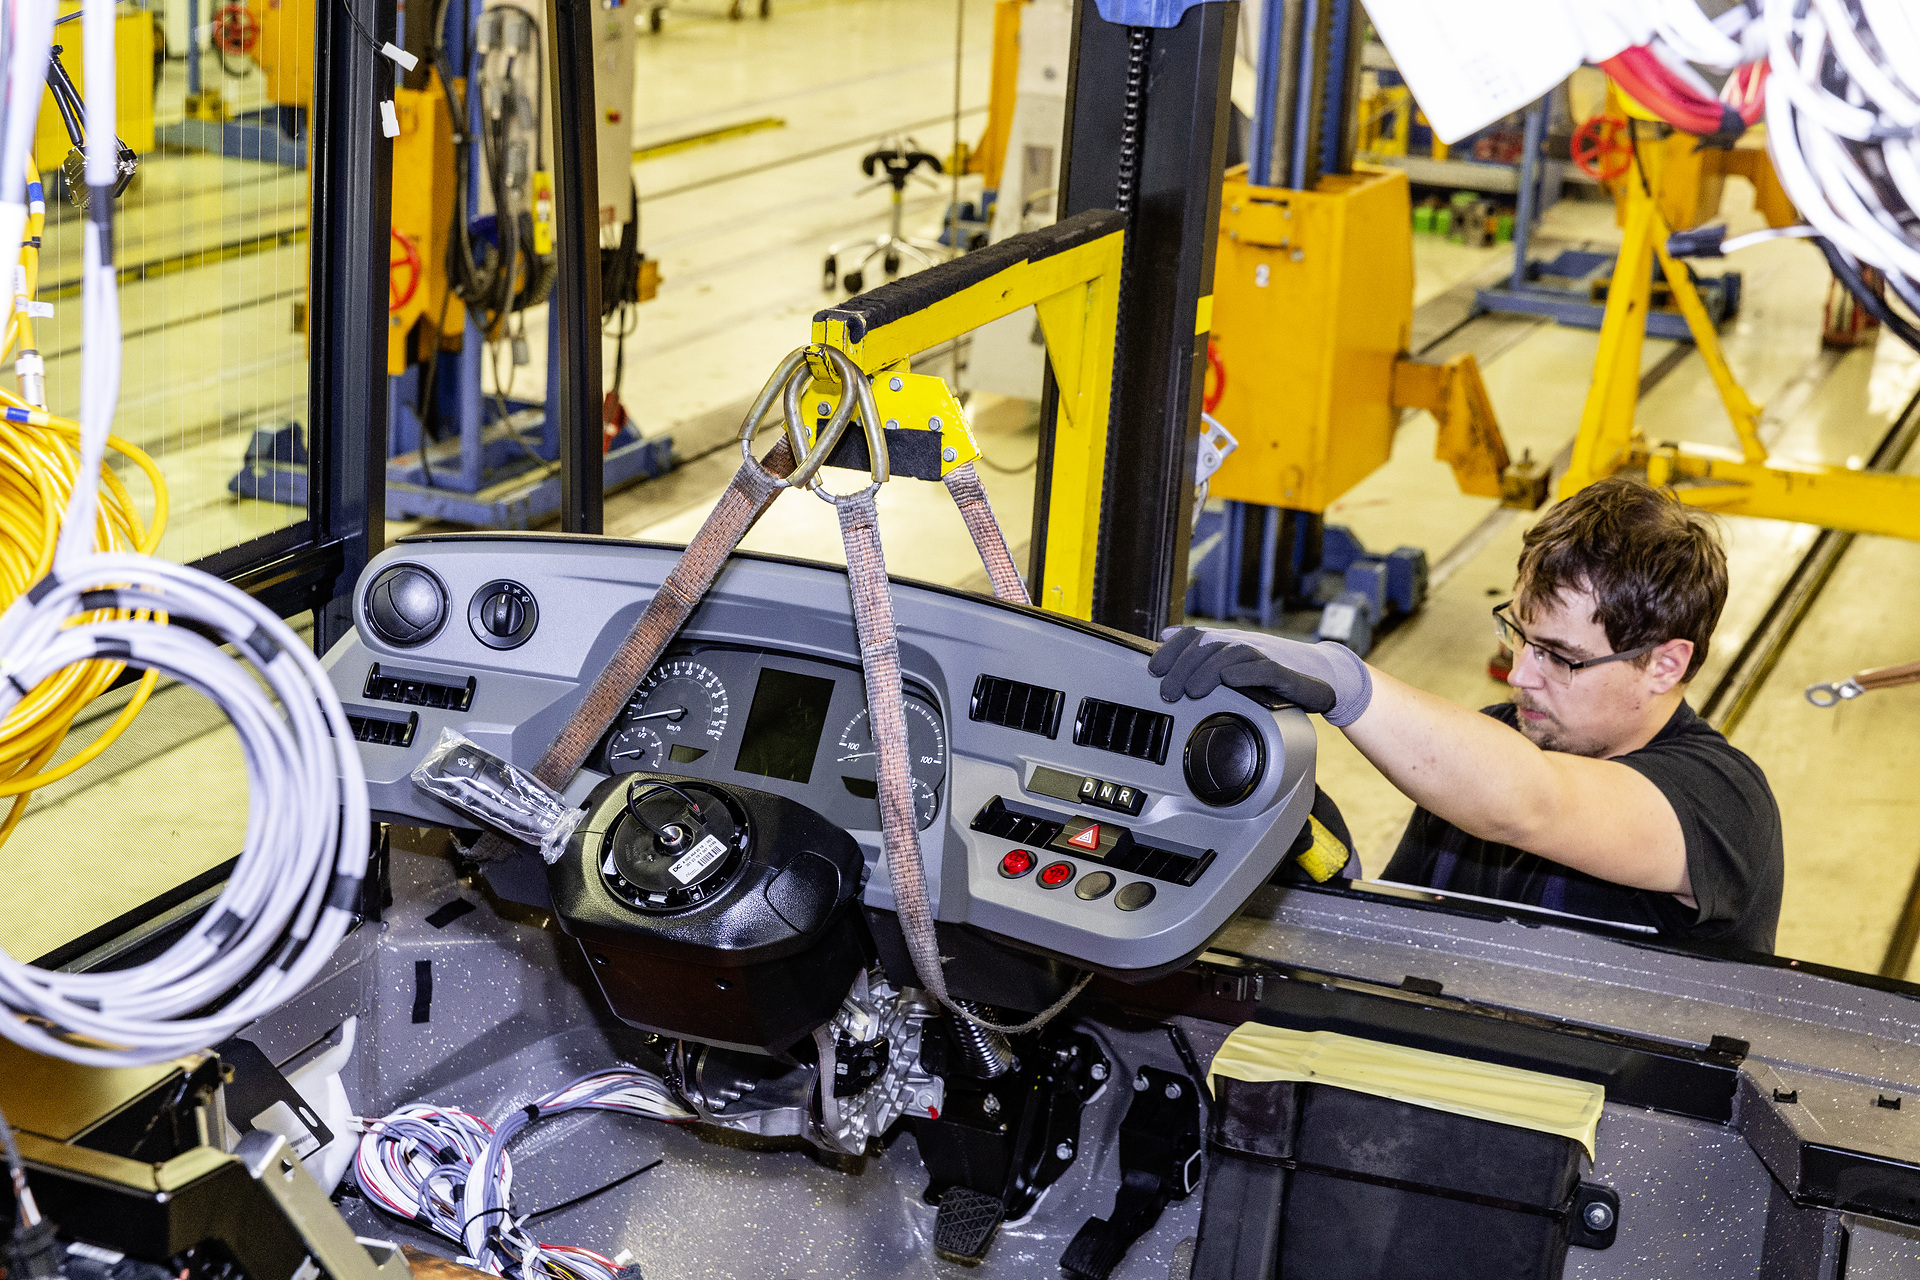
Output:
[1471, 98, 1736, 344]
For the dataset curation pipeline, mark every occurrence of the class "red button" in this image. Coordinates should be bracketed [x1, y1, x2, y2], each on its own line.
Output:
[1038, 861, 1075, 889]
[999, 849, 1035, 878]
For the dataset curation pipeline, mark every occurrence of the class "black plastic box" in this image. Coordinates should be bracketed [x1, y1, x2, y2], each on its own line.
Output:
[1194, 1074, 1611, 1279]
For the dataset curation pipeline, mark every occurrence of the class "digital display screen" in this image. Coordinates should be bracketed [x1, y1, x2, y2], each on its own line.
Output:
[734, 668, 836, 784]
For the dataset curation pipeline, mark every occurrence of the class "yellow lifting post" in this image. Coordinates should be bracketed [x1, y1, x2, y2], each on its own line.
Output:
[809, 210, 1126, 619]
[1559, 121, 1920, 543]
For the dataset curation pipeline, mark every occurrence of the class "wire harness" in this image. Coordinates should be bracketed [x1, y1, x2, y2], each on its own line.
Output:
[0, 0, 369, 1068]
[355, 1069, 691, 1280]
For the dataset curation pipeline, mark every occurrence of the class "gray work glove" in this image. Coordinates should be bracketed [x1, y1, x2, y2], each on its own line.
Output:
[1149, 626, 1373, 728]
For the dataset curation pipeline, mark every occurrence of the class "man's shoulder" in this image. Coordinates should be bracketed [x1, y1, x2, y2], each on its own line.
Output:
[1633, 702, 1774, 791]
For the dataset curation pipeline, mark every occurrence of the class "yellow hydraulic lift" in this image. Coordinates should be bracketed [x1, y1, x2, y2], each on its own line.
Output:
[1560, 89, 1920, 542]
[1208, 161, 1528, 516]
[810, 213, 1126, 620]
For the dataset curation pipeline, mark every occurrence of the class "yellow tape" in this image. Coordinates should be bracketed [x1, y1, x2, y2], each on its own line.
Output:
[1208, 1024, 1605, 1158]
[1195, 293, 1213, 336]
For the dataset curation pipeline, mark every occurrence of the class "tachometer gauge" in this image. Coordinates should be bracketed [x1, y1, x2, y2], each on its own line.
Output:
[837, 697, 947, 828]
[625, 659, 730, 748]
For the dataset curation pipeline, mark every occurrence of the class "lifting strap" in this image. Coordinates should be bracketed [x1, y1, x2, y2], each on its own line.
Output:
[465, 434, 797, 866]
[472, 346, 1084, 1037]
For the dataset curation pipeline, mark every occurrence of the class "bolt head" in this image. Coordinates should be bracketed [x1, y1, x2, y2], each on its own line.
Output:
[942, 446, 957, 462]
[1055, 1141, 1075, 1161]
[816, 401, 830, 414]
[1164, 1082, 1181, 1099]
[981, 1094, 1001, 1116]
[1089, 1061, 1109, 1082]
[1134, 1073, 1148, 1091]
[929, 416, 943, 431]
[1584, 1202, 1614, 1231]
[885, 418, 900, 430]
[889, 376, 904, 391]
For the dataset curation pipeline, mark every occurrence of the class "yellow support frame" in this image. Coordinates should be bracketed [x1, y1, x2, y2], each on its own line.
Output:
[1561, 151, 1920, 542]
[810, 214, 1126, 619]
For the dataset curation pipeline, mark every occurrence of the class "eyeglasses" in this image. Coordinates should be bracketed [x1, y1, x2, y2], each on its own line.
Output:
[1492, 601, 1662, 688]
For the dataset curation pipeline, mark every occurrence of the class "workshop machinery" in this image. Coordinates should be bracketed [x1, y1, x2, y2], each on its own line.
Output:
[1472, 84, 1792, 341]
[7, 2, 1920, 1279]
[154, 0, 308, 167]
[1555, 84, 1920, 544]
[1189, 0, 1538, 651]
[231, 0, 669, 526]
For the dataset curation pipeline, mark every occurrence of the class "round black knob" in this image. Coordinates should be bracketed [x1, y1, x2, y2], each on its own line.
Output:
[1183, 712, 1266, 807]
[467, 580, 538, 650]
[363, 565, 447, 647]
[480, 591, 524, 637]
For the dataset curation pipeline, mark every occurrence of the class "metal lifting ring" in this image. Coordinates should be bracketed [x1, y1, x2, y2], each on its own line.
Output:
[790, 346, 888, 504]
[736, 345, 888, 500]
[1804, 678, 1863, 707]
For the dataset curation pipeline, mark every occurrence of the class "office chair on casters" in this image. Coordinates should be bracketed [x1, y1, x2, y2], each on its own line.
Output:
[822, 142, 949, 295]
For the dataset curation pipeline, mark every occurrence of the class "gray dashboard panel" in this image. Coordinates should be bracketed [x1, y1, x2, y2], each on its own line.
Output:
[322, 534, 1317, 974]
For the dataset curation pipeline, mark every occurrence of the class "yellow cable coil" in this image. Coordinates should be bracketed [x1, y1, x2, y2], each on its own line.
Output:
[0, 161, 170, 846]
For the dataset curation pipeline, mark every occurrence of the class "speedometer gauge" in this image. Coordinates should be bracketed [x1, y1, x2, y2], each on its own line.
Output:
[610, 659, 729, 772]
[837, 698, 947, 828]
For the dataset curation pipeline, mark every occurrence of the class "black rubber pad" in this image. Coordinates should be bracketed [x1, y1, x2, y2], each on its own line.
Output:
[933, 1187, 1006, 1263]
[814, 208, 1125, 344]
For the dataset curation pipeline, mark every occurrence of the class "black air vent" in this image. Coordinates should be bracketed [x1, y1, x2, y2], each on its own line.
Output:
[345, 709, 418, 748]
[363, 663, 475, 711]
[1073, 697, 1173, 765]
[970, 797, 1065, 847]
[970, 674, 1064, 738]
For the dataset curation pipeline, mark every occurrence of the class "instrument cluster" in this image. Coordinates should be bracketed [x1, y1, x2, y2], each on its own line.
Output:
[591, 644, 949, 832]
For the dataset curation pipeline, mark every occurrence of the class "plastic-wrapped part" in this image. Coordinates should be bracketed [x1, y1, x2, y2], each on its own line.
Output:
[411, 729, 584, 863]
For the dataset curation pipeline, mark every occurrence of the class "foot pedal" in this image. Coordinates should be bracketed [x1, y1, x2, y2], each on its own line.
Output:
[934, 1187, 1005, 1263]
[1061, 1220, 1127, 1280]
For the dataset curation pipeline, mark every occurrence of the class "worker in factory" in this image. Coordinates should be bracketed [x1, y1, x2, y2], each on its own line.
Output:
[1153, 476, 1784, 953]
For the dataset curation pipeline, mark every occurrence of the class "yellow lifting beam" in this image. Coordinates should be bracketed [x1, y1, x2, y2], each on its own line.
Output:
[808, 210, 1127, 620]
[1560, 146, 1920, 543]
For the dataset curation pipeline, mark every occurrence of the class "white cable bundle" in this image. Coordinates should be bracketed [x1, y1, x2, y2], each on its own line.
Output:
[1759, 0, 1920, 315]
[357, 1070, 691, 1280]
[0, 0, 369, 1067]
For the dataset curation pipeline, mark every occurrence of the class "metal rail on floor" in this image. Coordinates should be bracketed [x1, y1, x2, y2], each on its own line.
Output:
[1691, 383, 1920, 980]
[1699, 382, 1920, 737]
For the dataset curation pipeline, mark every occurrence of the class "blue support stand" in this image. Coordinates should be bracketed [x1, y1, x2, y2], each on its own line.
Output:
[230, 0, 674, 527]
[1471, 98, 1740, 342]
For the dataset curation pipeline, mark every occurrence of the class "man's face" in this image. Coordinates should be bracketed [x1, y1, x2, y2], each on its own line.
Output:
[1505, 587, 1683, 758]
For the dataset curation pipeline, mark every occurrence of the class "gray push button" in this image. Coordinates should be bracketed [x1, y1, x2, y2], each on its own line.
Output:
[1114, 881, 1156, 911]
[1075, 871, 1115, 901]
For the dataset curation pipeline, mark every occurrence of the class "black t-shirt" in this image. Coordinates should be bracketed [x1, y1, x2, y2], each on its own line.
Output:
[1381, 701, 1783, 953]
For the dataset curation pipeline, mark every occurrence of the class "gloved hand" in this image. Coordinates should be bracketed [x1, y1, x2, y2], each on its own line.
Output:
[1148, 626, 1373, 728]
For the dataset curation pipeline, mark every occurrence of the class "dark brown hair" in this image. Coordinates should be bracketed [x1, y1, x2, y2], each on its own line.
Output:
[1516, 476, 1727, 681]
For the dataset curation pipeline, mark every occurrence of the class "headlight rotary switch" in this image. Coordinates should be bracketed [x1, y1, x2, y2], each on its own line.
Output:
[468, 579, 539, 650]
